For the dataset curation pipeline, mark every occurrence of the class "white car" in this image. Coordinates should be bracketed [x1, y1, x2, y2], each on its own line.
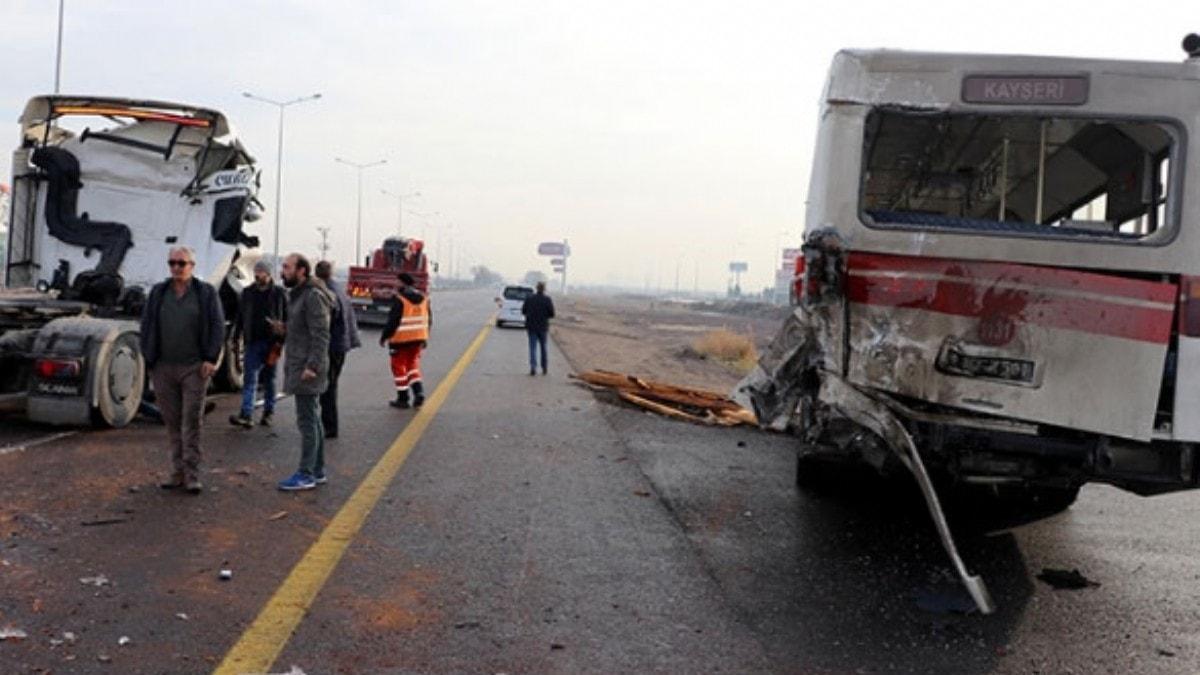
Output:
[495, 285, 534, 327]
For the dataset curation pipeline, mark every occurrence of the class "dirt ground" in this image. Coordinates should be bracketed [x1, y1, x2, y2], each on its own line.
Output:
[550, 293, 789, 394]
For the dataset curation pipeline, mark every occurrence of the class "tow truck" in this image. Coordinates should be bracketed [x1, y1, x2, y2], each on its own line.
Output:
[2, 96, 264, 427]
[346, 236, 430, 326]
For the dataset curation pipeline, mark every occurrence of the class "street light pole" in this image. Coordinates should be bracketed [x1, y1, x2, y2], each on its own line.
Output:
[335, 157, 387, 265]
[54, 0, 64, 94]
[380, 188, 420, 237]
[242, 91, 322, 260]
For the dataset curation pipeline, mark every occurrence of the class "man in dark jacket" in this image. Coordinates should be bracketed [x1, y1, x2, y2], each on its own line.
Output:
[380, 273, 431, 409]
[521, 281, 555, 376]
[277, 253, 334, 491]
[315, 260, 361, 438]
[139, 246, 225, 494]
[229, 260, 286, 428]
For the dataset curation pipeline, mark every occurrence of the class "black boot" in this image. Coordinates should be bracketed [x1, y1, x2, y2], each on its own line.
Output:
[411, 381, 425, 409]
[389, 390, 411, 409]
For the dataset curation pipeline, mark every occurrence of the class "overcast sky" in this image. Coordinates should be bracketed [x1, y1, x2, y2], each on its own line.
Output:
[2, 1, 1194, 292]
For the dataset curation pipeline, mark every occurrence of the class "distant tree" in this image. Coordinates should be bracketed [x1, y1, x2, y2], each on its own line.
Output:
[522, 270, 548, 286]
[472, 265, 504, 287]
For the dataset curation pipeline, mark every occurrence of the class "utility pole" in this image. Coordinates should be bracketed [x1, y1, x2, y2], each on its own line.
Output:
[334, 157, 387, 265]
[54, 0, 64, 94]
[316, 226, 332, 261]
[242, 91, 322, 259]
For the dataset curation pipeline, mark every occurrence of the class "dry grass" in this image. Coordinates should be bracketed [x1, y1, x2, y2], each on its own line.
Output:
[692, 329, 758, 374]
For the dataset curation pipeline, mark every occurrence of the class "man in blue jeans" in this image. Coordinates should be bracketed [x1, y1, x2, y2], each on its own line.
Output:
[521, 281, 555, 375]
[229, 260, 286, 428]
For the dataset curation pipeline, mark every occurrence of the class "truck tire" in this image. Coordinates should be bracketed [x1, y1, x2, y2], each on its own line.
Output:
[91, 330, 144, 427]
[213, 331, 244, 392]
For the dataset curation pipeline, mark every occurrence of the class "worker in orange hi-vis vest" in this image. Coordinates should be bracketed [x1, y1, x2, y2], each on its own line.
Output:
[379, 272, 432, 409]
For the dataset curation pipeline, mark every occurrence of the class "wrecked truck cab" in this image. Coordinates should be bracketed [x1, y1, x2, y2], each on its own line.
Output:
[738, 46, 1200, 613]
[2, 96, 264, 426]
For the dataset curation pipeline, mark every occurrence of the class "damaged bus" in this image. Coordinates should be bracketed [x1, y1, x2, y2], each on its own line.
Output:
[738, 39, 1200, 613]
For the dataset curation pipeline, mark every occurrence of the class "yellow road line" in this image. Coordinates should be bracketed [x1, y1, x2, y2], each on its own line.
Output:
[214, 321, 494, 675]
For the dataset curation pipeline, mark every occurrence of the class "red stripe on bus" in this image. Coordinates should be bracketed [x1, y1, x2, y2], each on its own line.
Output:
[847, 275, 1173, 344]
[848, 252, 1177, 304]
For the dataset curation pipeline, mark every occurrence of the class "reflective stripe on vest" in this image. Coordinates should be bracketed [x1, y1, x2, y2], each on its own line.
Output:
[389, 294, 430, 343]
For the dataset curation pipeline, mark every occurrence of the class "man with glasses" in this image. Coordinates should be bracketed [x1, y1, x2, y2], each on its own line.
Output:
[139, 246, 225, 494]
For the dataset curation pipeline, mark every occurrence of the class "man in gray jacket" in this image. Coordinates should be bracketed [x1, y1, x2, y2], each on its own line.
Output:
[276, 253, 334, 491]
[315, 260, 361, 438]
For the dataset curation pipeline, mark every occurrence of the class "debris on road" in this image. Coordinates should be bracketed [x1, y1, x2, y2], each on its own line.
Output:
[268, 511, 289, 521]
[63, 631, 77, 643]
[1037, 568, 1101, 590]
[118, 636, 131, 646]
[572, 370, 758, 427]
[175, 613, 190, 621]
[0, 626, 29, 641]
[79, 574, 110, 587]
[81, 517, 129, 527]
[219, 568, 233, 581]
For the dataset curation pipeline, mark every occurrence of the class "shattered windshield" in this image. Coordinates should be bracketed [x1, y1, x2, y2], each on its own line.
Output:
[860, 110, 1176, 241]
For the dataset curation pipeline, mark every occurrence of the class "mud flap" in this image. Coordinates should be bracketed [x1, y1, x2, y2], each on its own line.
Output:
[821, 376, 996, 615]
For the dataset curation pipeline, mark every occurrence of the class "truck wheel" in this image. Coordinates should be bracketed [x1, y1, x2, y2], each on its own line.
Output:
[92, 331, 145, 428]
[214, 332, 245, 392]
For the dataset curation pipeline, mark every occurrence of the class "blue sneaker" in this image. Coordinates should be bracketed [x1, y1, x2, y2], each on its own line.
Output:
[313, 470, 328, 485]
[277, 472, 316, 491]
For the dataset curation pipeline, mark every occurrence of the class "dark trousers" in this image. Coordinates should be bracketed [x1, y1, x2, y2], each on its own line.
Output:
[295, 393, 325, 476]
[320, 350, 346, 436]
[151, 362, 209, 481]
[527, 329, 548, 373]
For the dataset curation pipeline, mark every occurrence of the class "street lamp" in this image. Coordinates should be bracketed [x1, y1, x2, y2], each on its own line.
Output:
[54, 0, 65, 93]
[380, 188, 420, 237]
[335, 157, 387, 265]
[242, 91, 322, 260]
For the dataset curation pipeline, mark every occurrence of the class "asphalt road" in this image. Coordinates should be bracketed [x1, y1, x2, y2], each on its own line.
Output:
[1, 288, 1199, 673]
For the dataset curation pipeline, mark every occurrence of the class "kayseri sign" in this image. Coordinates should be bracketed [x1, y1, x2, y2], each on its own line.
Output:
[962, 75, 1089, 106]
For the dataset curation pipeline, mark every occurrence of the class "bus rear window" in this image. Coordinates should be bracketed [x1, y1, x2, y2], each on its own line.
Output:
[860, 110, 1176, 241]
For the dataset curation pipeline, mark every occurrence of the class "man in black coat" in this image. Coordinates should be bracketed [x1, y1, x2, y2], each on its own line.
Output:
[521, 281, 555, 376]
[139, 246, 225, 494]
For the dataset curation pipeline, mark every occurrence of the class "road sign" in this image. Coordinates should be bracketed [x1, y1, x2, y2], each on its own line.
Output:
[549, 257, 565, 266]
[781, 248, 801, 267]
[538, 242, 566, 256]
[729, 261, 748, 273]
